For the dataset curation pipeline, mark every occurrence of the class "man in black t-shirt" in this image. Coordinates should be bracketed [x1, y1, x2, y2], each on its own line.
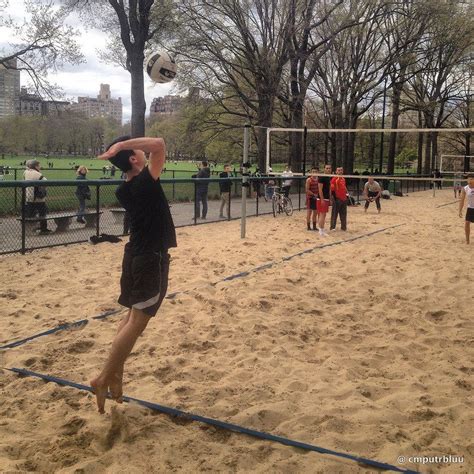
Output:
[90, 135, 177, 414]
[317, 164, 332, 236]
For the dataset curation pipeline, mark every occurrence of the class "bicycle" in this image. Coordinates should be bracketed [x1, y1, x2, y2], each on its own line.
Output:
[269, 186, 293, 217]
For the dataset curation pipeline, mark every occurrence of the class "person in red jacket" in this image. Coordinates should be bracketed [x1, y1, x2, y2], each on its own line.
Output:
[330, 167, 348, 231]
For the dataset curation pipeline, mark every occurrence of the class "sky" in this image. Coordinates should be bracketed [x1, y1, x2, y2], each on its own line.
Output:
[0, 0, 174, 123]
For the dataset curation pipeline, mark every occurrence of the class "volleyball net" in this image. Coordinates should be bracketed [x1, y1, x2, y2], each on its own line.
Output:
[265, 127, 474, 175]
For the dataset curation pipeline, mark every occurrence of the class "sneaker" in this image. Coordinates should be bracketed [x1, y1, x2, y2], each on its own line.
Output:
[39, 229, 52, 234]
[76, 218, 86, 224]
[319, 229, 327, 236]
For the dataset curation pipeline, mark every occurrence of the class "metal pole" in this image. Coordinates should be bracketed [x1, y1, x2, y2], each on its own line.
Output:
[96, 185, 100, 236]
[379, 78, 387, 172]
[21, 186, 26, 254]
[302, 126, 307, 175]
[241, 124, 251, 239]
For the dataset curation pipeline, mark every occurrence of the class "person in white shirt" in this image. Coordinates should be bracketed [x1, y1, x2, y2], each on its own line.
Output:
[458, 174, 474, 245]
[363, 177, 382, 213]
[23, 160, 51, 234]
[281, 166, 293, 198]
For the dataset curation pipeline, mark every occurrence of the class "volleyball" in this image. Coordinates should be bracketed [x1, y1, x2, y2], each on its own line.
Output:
[145, 51, 177, 84]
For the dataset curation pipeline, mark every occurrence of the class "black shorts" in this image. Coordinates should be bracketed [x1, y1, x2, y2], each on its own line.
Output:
[118, 250, 170, 317]
[466, 208, 474, 223]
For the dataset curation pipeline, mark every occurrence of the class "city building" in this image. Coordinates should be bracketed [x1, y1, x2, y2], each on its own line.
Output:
[0, 59, 20, 119]
[150, 94, 182, 117]
[70, 84, 122, 123]
[18, 87, 42, 116]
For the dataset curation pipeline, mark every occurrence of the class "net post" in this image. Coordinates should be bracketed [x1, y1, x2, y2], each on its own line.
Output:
[241, 124, 251, 239]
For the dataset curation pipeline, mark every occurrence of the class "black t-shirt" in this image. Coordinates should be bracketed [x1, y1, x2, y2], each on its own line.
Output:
[116, 167, 177, 255]
[319, 175, 331, 199]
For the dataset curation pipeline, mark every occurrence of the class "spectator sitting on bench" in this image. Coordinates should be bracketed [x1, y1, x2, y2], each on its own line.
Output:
[23, 159, 51, 234]
[75, 166, 91, 224]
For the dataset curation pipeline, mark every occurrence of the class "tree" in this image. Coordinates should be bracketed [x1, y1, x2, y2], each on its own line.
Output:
[65, 0, 173, 138]
[173, 0, 294, 171]
[0, 0, 83, 97]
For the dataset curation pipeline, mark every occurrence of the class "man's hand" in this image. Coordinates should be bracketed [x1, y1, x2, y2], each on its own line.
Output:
[459, 211, 463, 218]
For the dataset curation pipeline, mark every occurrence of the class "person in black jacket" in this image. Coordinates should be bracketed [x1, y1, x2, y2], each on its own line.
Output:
[219, 164, 232, 218]
[193, 161, 211, 219]
[75, 166, 91, 223]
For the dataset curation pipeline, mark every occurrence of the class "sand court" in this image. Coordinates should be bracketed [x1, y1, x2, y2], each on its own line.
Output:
[0, 189, 472, 473]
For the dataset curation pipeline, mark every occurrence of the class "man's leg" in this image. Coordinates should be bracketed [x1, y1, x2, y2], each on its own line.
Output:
[375, 197, 381, 213]
[194, 192, 201, 219]
[340, 200, 348, 231]
[226, 192, 231, 218]
[330, 200, 338, 230]
[91, 308, 151, 413]
[219, 194, 225, 217]
[465, 220, 470, 244]
[202, 193, 208, 219]
[37, 202, 48, 231]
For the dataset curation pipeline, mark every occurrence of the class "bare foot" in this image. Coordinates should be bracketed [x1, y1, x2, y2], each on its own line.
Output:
[109, 372, 123, 403]
[90, 376, 109, 414]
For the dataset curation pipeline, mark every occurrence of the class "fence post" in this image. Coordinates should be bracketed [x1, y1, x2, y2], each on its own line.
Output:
[14, 168, 18, 212]
[298, 177, 301, 211]
[256, 180, 259, 216]
[228, 187, 231, 221]
[96, 185, 100, 236]
[193, 180, 197, 225]
[241, 124, 251, 239]
[21, 186, 26, 254]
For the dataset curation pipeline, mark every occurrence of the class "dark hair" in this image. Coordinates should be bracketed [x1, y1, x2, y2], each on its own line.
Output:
[106, 135, 134, 172]
[202, 161, 208, 167]
[224, 164, 231, 168]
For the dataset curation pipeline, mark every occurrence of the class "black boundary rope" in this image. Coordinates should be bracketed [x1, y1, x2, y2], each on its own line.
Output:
[4, 367, 419, 474]
[436, 200, 459, 208]
[1, 225, 405, 350]
[167, 223, 405, 296]
[0, 309, 120, 350]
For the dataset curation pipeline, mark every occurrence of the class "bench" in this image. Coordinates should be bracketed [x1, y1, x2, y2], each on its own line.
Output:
[109, 208, 127, 224]
[18, 211, 102, 234]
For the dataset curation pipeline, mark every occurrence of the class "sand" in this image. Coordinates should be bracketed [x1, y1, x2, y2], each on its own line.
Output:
[0, 189, 472, 473]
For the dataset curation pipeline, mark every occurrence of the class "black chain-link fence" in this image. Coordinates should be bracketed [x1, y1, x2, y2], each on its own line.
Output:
[0, 175, 440, 255]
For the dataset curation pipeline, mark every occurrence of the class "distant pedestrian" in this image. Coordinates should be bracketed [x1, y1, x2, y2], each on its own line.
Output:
[219, 164, 232, 219]
[110, 165, 117, 177]
[281, 166, 293, 198]
[23, 159, 51, 234]
[75, 166, 91, 224]
[192, 161, 210, 219]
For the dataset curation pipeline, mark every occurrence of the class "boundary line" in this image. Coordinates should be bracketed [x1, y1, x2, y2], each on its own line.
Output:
[1, 225, 405, 350]
[4, 367, 419, 474]
[167, 223, 405, 298]
[0, 309, 120, 350]
[436, 200, 459, 208]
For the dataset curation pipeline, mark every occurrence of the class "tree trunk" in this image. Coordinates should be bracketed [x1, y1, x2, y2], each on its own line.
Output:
[387, 81, 402, 175]
[256, 98, 274, 172]
[423, 132, 431, 175]
[130, 52, 146, 138]
[431, 131, 438, 171]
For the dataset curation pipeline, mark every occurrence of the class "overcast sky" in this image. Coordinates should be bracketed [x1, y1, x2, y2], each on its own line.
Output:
[0, 0, 174, 123]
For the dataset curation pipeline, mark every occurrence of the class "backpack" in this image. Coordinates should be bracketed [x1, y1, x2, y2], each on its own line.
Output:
[34, 176, 47, 199]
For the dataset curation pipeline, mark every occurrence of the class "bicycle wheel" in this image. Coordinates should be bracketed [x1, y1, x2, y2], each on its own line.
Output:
[272, 196, 278, 217]
[282, 197, 293, 216]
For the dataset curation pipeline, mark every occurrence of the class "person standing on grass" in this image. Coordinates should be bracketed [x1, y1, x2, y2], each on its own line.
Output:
[219, 164, 232, 219]
[364, 177, 382, 213]
[330, 166, 348, 231]
[305, 167, 319, 231]
[317, 164, 332, 236]
[459, 174, 474, 245]
[90, 135, 176, 414]
[75, 166, 91, 224]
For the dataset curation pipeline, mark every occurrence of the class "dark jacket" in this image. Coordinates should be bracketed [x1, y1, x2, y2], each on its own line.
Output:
[75, 174, 91, 199]
[193, 167, 211, 192]
[219, 171, 232, 193]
